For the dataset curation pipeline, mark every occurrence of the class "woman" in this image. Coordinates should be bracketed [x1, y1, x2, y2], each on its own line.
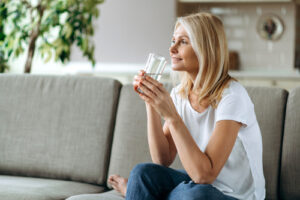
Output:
[108, 12, 265, 200]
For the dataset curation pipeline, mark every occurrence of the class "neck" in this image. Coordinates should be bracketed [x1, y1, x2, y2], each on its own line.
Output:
[187, 71, 197, 82]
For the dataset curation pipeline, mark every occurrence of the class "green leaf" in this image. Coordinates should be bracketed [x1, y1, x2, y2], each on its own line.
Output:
[64, 22, 73, 39]
[15, 46, 24, 57]
[44, 49, 52, 63]
[52, 38, 62, 46]
[55, 46, 63, 61]
[82, 37, 88, 52]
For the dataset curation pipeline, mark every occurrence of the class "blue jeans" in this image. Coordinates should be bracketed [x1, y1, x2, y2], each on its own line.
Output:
[125, 163, 238, 200]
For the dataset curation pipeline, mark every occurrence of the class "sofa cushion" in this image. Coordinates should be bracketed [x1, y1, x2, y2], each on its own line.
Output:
[246, 87, 288, 200]
[280, 87, 300, 200]
[67, 190, 123, 200]
[0, 75, 121, 185]
[107, 84, 182, 187]
[0, 175, 105, 200]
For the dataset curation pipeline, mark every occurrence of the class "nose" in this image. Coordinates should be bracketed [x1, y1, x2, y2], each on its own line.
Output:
[169, 43, 178, 55]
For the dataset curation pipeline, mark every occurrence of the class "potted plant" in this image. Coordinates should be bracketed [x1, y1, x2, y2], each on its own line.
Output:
[0, 0, 104, 73]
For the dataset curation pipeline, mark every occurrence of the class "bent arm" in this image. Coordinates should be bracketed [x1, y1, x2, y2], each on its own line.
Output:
[167, 115, 241, 184]
[146, 104, 177, 167]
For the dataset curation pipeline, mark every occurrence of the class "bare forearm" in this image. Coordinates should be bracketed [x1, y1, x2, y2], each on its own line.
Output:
[167, 116, 214, 183]
[146, 104, 172, 166]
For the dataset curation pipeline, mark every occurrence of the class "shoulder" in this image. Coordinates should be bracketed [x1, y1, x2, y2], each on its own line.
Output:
[220, 81, 253, 106]
[216, 81, 254, 126]
[222, 81, 249, 98]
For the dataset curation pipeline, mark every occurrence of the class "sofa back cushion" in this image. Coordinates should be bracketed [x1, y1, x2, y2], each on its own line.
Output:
[280, 87, 300, 200]
[107, 84, 182, 186]
[0, 75, 121, 185]
[246, 87, 288, 200]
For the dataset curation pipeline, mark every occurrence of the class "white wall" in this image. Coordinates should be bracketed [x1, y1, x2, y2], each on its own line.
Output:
[71, 0, 176, 65]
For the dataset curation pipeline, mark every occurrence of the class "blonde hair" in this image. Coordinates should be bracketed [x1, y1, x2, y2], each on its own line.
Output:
[175, 12, 235, 108]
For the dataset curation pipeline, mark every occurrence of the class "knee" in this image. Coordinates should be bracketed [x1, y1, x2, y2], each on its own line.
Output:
[188, 183, 214, 199]
[175, 182, 213, 200]
[195, 183, 213, 191]
[130, 163, 158, 176]
[130, 162, 164, 179]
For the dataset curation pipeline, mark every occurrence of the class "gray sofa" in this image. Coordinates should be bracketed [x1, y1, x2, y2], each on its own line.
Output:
[0, 75, 298, 200]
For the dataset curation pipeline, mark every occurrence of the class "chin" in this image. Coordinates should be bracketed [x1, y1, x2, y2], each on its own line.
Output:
[172, 67, 185, 72]
[171, 64, 184, 71]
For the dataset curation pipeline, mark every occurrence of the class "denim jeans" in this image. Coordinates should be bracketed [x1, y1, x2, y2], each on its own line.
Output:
[125, 163, 238, 200]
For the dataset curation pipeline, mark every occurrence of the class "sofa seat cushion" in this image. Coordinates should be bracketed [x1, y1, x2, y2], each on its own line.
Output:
[67, 190, 124, 200]
[0, 175, 105, 200]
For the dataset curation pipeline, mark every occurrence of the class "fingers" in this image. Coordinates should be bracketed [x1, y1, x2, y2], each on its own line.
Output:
[144, 75, 164, 89]
[133, 70, 146, 82]
[133, 70, 146, 93]
[138, 91, 154, 104]
[140, 79, 161, 96]
[139, 70, 146, 75]
[133, 78, 140, 93]
[138, 83, 156, 100]
[132, 69, 165, 100]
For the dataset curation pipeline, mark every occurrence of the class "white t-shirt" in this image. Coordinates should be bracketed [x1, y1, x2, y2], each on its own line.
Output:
[170, 81, 265, 200]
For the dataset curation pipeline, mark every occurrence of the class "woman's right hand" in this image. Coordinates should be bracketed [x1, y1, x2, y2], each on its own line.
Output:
[133, 70, 146, 93]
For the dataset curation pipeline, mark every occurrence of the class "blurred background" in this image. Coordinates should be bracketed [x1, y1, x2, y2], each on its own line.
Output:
[3, 0, 300, 90]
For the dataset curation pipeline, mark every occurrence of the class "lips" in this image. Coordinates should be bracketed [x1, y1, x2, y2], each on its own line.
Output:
[171, 57, 182, 63]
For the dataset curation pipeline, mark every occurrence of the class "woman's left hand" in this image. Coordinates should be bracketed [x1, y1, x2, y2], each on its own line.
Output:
[138, 75, 178, 121]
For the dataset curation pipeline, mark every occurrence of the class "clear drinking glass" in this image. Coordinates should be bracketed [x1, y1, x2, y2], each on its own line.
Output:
[135, 53, 167, 93]
[144, 53, 167, 81]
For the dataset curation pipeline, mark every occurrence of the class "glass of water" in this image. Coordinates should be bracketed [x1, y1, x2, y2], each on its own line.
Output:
[144, 53, 167, 81]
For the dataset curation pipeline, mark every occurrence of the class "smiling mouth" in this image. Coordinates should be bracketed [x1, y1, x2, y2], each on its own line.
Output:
[172, 57, 182, 63]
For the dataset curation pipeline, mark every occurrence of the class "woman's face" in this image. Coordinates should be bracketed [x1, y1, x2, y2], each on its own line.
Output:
[169, 24, 199, 77]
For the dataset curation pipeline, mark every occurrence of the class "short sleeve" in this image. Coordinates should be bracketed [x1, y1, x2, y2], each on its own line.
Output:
[216, 94, 253, 127]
